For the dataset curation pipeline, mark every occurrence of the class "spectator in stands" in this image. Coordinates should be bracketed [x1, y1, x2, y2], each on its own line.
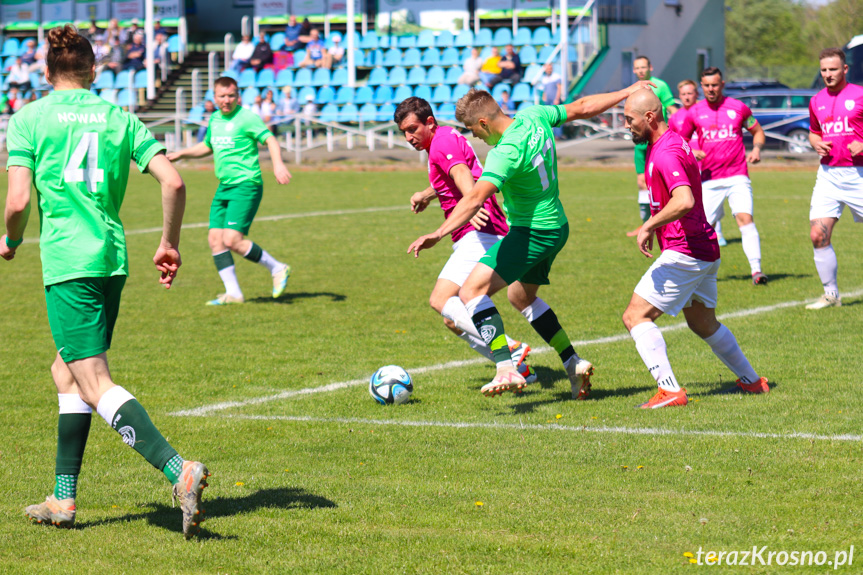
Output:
[154, 20, 169, 37]
[459, 47, 482, 85]
[30, 43, 47, 74]
[124, 32, 146, 71]
[497, 88, 514, 114]
[7, 57, 32, 92]
[122, 19, 141, 45]
[231, 34, 255, 73]
[83, 20, 102, 43]
[479, 47, 503, 88]
[6, 86, 23, 113]
[20, 39, 38, 68]
[93, 36, 112, 70]
[249, 30, 274, 72]
[328, 33, 345, 67]
[499, 44, 521, 84]
[278, 86, 299, 122]
[0, 91, 8, 115]
[106, 18, 122, 43]
[105, 37, 125, 74]
[540, 63, 562, 105]
[303, 93, 317, 125]
[298, 29, 331, 69]
[298, 19, 314, 46]
[283, 14, 303, 51]
[151, 32, 168, 76]
[260, 89, 277, 125]
[196, 100, 215, 142]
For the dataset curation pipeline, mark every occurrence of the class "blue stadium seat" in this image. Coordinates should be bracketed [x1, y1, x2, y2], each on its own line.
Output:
[393, 85, 412, 103]
[241, 86, 259, 103]
[319, 103, 339, 123]
[1, 38, 20, 58]
[355, 86, 374, 104]
[517, 101, 532, 112]
[493, 28, 513, 47]
[294, 68, 313, 86]
[383, 48, 402, 67]
[187, 104, 204, 123]
[358, 103, 377, 122]
[113, 70, 131, 89]
[367, 67, 387, 86]
[377, 103, 395, 122]
[436, 31, 454, 48]
[414, 85, 432, 101]
[452, 84, 470, 101]
[519, 45, 537, 65]
[269, 32, 286, 50]
[311, 68, 331, 87]
[454, 30, 473, 47]
[338, 103, 359, 123]
[479, 46, 493, 60]
[512, 28, 532, 47]
[492, 83, 510, 100]
[445, 67, 461, 85]
[367, 49, 384, 67]
[17, 38, 34, 55]
[204, 89, 215, 102]
[386, 66, 407, 86]
[406, 67, 426, 86]
[359, 31, 379, 49]
[275, 69, 294, 87]
[420, 48, 440, 67]
[397, 35, 416, 48]
[116, 88, 135, 107]
[572, 27, 591, 43]
[537, 45, 555, 63]
[256, 68, 275, 88]
[431, 85, 451, 104]
[402, 48, 421, 67]
[437, 102, 456, 121]
[2, 55, 15, 71]
[222, 69, 239, 80]
[532, 27, 552, 45]
[94, 70, 115, 90]
[475, 28, 493, 46]
[167, 34, 182, 53]
[99, 89, 118, 105]
[551, 29, 561, 46]
[416, 30, 436, 48]
[523, 64, 542, 83]
[426, 66, 445, 85]
[332, 68, 348, 86]
[317, 86, 336, 104]
[377, 35, 394, 49]
[297, 86, 316, 102]
[133, 70, 148, 89]
[373, 85, 393, 104]
[335, 86, 354, 104]
[440, 47, 460, 67]
[511, 82, 532, 102]
[347, 49, 364, 67]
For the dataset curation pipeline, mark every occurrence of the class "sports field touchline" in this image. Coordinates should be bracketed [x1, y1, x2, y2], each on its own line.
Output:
[218, 414, 863, 443]
[169, 287, 863, 418]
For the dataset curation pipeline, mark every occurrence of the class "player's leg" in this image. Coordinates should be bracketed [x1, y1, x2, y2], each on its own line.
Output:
[208, 191, 245, 304]
[808, 216, 840, 309]
[728, 179, 766, 284]
[431, 277, 493, 360]
[806, 166, 850, 309]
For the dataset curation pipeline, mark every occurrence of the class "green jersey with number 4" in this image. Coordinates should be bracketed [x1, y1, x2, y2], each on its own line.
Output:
[6, 89, 165, 286]
[204, 105, 272, 185]
[479, 104, 568, 230]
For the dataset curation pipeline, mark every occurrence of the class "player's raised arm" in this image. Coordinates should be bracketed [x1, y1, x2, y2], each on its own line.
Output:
[147, 153, 186, 288]
[167, 141, 213, 162]
[264, 135, 292, 184]
[563, 81, 656, 122]
[1, 165, 32, 261]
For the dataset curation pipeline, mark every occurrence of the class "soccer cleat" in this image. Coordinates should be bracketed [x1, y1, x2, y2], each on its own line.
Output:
[172, 461, 210, 539]
[517, 361, 537, 386]
[480, 366, 526, 397]
[272, 264, 292, 299]
[566, 357, 594, 400]
[723, 377, 770, 394]
[25, 495, 76, 528]
[638, 388, 689, 409]
[508, 341, 531, 367]
[751, 271, 768, 285]
[206, 293, 244, 306]
[805, 294, 841, 310]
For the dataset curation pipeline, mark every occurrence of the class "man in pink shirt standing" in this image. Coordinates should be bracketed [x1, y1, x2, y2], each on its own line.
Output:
[394, 97, 536, 381]
[680, 67, 768, 285]
[805, 47, 863, 310]
[622, 89, 769, 409]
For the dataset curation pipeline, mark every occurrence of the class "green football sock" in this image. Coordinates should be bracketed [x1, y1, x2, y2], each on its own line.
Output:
[55, 396, 92, 501]
[639, 202, 651, 223]
[530, 309, 576, 364]
[54, 474, 78, 500]
[470, 306, 511, 365]
[162, 454, 185, 485]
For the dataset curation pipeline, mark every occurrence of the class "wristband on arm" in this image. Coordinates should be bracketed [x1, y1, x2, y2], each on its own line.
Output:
[5, 236, 23, 248]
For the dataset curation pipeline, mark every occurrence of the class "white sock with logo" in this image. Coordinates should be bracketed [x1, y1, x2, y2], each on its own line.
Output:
[813, 245, 839, 297]
[702, 324, 759, 384]
[456, 331, 494, 361]
[739, 222, 762, 274]
[442, 296, 484, 338]
[630, 321, 680, 392]
[95, 386, 136, 427]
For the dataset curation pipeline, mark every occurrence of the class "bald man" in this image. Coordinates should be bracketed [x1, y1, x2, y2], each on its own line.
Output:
[621, 89, 769, 409]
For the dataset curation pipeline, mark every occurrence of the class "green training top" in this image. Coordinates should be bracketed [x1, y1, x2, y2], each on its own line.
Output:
[6, 89, 165, 286]
[204, 105, 272, 185]
[650, 76, 675, 120]
[478, 104, 568, 230]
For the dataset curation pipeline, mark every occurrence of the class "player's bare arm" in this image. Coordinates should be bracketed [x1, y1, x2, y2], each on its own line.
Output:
[449, 163, 489, 230]
[563, 81, 655, 121]
[167, 141, 213, 162]
[745, 120, 765, 163]
[848, 140, 863, 156]
[265, 135, 292, 184]
[1, 165, 33, 261]
[636, 185, 695, 258]
[410, 186, 437, 213]
[808, 132, 833, 156]
[147, 153, 186, 288]
[407, 180, 496, 257]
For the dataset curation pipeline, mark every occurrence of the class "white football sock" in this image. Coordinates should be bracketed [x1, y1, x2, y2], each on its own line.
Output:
[702, 324, 759, 384]
[456, 331, 494, 361]
[218, 265, 243, 299]
[630, 321, 680, 392]
[259, 250, 285, 274]
[813, 245, 839, 297]
[739, 222, 762, 274]
[95, 386, 135, 427]
[442, 296, 483, 338]
[519, 298, 551, 322]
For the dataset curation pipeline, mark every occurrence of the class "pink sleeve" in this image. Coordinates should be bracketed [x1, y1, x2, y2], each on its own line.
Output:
[809, 99, 822, 135]
[659, 152, 693, 193]
[678, 112, 696, 139]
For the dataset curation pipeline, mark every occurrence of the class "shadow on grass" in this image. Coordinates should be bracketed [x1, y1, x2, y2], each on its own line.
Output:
[718, 273, 809, 283]
[76, 487, 337, 539]
[248, 291, 347, 304]
[693, 379, 779, 397]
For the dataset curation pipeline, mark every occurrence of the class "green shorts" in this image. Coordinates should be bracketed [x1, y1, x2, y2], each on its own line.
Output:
[45, 275, 126, 362]
[209, 182, 264, 235]
[479, 224, 569, 285]
[634, 141, 648, 175]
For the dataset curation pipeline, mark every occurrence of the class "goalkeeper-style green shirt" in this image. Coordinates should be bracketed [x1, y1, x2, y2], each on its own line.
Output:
[204, 105, 272, 185]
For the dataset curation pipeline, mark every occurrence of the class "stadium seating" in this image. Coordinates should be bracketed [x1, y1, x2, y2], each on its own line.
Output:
[319, 103, 339, 123]
[513, 28, 532, 47]
[435, 31, 454, 48]
[402, 48, 421, 67]
[256, 68, 275, 88]
[385, 67, 407, 86]
[406, 66, 426, 86]
[358, 103, 377, 122]
[1, 38, 19, 58]
[94, 70, 115, 90]
[338, 103, 359, 123]
[275, 69, 294, 87]
[335, 86, 354, 104]
[113, 70, 131, 89]
[377, 103, 395, 122]
[241, 86, 259, 102]
[269, 32, 286, 51]
[294, 68, 313, 86]
[238, 68, 257, 88]
[492, 28, 513, 47]
[420, 48, 439, 66]
[393, 85, 412, 103]
[454, 30, 473, 48]
[311, 68, 331, 87]
[416, 30, 436, 48]
[355, 86, 374, 104]
[367, 67, 387, 86]
[373, 85, 393, 104]
[426, 66, 445, 85]
[317, 86, 336, 104]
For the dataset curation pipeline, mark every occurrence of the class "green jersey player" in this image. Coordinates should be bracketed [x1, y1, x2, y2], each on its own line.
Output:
[1, 25, 209, 537]
[168, 76, 293, 305]
[409, 82, 652, 397]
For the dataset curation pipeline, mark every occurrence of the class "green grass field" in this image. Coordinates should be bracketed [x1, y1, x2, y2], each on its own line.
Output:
[1, 167, 862, 574]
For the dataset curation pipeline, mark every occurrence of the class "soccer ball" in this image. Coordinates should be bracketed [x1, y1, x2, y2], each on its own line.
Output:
[369, 365, 413, 405]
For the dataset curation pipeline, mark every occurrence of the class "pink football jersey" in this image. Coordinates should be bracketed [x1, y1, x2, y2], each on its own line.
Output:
[809, 82, 863, 167]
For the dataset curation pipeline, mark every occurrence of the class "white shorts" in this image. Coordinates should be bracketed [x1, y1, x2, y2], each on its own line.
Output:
[809, 165, 863, 222]
[701, 175, 753, 225]
[634, 250, 721, 317]
[438, 230, 504, 286]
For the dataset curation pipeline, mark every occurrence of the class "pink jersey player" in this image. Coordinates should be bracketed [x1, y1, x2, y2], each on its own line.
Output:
[680, 97, 755, 182]
[428, 126, 509, 242]
[809, 82, 863, 167]
[668, 106, 700, 152]
[645, 130, 719, 262]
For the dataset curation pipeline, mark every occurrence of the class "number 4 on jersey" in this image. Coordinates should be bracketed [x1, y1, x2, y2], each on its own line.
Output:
[64, 132, 104, 192]
[531, 137, 554, 190]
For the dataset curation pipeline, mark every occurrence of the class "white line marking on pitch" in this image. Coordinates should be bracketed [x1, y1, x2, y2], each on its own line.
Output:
[221, 414, 863, 443]
[22, 205, 405, 244]
[169, 288, 863, 417]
